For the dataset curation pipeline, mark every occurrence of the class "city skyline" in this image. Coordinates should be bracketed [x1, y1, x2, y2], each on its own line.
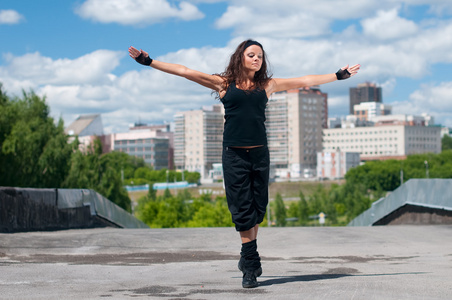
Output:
[1, 1, 452, 133]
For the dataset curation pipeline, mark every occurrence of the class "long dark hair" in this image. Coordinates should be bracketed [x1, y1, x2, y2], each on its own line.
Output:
[217, 39, 272, 93]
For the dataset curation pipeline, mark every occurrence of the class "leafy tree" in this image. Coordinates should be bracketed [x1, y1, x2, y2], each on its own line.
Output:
[286, 201, 299, 225]
[184, 171, 201, 184]
[187, 198, 233, 227]
[442, 134, 452, 151]
[274, 193, 287, 227]
[63, 138, 131, 212]
[0, 88, 75, 187]
[148, 182, 157, 201]
[298, 191, 309, 225]
[163, 188, 172, 199]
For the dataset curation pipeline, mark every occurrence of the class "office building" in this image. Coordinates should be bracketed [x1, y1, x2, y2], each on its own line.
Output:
[111, 130, 170, 170]
[349, 82, 382, 114]
[129, 123, 174, 169]
[323, 124, 441, 161]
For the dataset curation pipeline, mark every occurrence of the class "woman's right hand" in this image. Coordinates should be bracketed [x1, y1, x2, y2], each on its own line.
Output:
[128, 46, 152, 66]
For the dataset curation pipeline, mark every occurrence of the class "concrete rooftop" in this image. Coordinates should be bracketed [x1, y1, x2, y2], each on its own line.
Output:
[1, 226, 451, 299]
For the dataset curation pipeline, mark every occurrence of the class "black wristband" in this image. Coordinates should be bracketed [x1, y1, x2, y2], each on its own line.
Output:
[136, 53, 153, 66]
[336, 68, 351, 80]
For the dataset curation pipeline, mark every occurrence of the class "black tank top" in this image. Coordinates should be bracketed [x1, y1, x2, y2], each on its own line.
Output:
[221, 82, 268, 147]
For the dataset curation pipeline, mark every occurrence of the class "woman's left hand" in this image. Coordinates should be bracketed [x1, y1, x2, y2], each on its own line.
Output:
[344, 64, 361, 77]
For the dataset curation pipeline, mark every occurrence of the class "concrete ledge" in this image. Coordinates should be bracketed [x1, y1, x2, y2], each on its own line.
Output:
[0, 187, 147, 233]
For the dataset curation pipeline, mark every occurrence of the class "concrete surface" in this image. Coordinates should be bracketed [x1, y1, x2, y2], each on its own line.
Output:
[1, 226, 451, 299]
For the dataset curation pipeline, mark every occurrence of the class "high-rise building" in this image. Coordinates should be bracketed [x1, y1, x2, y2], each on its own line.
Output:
[349, 82, 382, 114]
[266, 86, 327, 178]
[174, 105, 224, 180]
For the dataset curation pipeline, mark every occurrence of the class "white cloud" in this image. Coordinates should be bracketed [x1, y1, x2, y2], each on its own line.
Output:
[392, 82, 452, 127]
[215, 6, 331, 38]
[361, 8, 418, 40]
[0, 9, 24, 24]
[426, 2, 452, 16]
[75, 0, 204, 25]
[213, 0, 407, 38]
[327, 95, 350, 117]
[0, 50, 124, 88]
[396, 21, 452, 64]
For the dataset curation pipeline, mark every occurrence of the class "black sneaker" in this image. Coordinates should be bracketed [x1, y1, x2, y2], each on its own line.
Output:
[242, 270, 258, 288]
[238, 257, 262, 277]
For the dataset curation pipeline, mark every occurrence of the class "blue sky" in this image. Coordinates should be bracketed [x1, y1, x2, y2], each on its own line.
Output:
[1, 0, 452, 133]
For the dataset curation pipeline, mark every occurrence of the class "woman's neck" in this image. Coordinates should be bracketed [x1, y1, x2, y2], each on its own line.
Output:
[237, 73, 256, 90]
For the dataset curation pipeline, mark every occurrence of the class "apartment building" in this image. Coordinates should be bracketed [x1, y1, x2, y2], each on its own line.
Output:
[266, 86, 327, 178]
[174, 105, 224, 180]
[323, 124, 441, 161]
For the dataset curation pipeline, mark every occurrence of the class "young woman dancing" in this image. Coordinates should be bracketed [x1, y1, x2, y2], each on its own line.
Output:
[129, 40, 360, 288]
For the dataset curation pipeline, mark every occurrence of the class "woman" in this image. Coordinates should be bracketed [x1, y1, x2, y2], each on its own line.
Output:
[129, 40, 360, 288]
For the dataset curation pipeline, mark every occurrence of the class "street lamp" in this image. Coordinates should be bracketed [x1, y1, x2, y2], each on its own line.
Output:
[424, 160, 429, 179]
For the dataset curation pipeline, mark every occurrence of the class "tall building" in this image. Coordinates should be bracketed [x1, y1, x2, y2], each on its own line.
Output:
[349, 82, 382, 114]
[266, 86, 327, 178]
[174, 105, 224, 180]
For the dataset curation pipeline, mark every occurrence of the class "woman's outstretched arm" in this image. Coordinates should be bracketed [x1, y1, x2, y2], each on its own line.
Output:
[266, 64, 361, 96]
[128, 46, 225, 92]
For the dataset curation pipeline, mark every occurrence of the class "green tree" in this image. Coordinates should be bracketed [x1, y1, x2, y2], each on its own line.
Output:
[0, 88, 75, 187]
[187, 198, 233, 227]
[163, 188, 172, 199]
[298, 191, 309, 225]
[274, 193, 287, 227]
[63, 138, 131, 212]
[442, 134, 452, 151]
[148, 182, 157, 201]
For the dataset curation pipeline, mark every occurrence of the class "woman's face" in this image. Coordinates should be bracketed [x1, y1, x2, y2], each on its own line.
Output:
[242, 45, 263, 72]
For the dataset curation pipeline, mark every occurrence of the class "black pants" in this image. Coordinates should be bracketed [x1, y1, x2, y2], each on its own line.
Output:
[222, 146, 270, 231]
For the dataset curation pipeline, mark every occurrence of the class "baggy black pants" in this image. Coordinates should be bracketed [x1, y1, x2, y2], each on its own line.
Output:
[222, 146, 270, 231]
